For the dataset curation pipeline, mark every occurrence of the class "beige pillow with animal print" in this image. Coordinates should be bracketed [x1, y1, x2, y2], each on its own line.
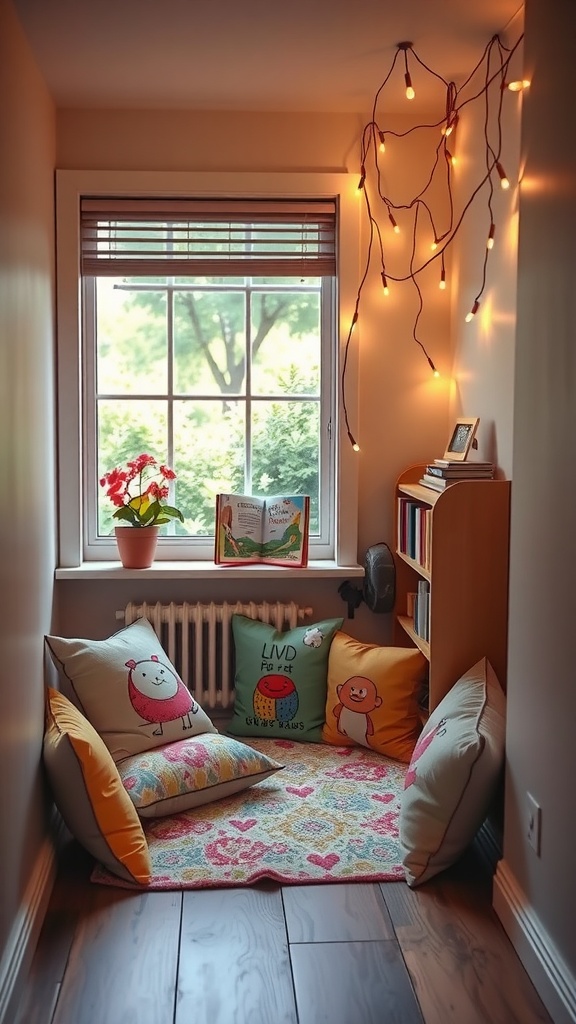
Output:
[45, 617, 217, 762]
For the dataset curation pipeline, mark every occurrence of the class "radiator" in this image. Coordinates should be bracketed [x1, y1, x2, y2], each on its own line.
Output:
[116, 600, 313, 713]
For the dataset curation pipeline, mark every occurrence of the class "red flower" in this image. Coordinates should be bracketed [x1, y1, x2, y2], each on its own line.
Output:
[99, 453, 184, 528]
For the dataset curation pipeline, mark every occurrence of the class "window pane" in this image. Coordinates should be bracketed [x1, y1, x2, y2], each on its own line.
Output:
[251, 290, 321, 396]
[174, 290, 246, 395]
[96, 279, 167, 394]
[173, 400, 245, 535]
[251, 400, 320, 533]
[97, 399, 168, 535]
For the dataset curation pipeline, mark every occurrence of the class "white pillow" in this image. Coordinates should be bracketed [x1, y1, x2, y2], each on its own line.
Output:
[46, 617, 217, 763]
[399, 657, 506, 887]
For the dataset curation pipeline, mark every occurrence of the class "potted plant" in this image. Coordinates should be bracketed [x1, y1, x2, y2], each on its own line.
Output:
[100, 453, 184, 567]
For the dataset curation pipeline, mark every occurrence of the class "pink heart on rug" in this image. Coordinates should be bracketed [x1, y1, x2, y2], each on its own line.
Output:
[372, 793, 395, 804]
[307, 853, 340, 871]
[274, 740, 296, 749]
[286, 785, 314, 798]
[229, 819, 257, 832]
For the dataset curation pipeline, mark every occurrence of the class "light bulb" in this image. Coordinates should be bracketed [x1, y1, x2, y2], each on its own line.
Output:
[347, 428, 360, 452]
[404, 72, 415, 100]
[507, 79, 530, 91]
[431, 239, 438, 251]
[427, 356, 439, 376]
[378, 131, 386, 153]
[439, 269, 446, 290]
[356, 167, 366, 194]
[350, 311, 358, 332]
[381, 272, 389, 296]
[465, 300, 480, 322]
[389, 213, 400, 233]
[487, 224, 495, 249]
[496, 161, 510, 189]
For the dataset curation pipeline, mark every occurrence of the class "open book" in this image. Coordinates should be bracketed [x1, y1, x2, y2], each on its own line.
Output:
[215, 494, 310, 566]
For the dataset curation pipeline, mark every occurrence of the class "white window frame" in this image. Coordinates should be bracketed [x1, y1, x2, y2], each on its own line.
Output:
[56, 170, 360, 572]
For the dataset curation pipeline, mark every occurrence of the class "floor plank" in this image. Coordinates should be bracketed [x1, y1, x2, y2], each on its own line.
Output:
[177, 885, 297, 1024]
[283, 882, 395, 943]
[14, 842, 94, 1024]
[290, 940, 424, 1024]
[51, 886, 182, 1024]
[381, 853, 553, 1024]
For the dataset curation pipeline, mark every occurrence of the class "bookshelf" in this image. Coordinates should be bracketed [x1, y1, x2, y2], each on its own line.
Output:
[394, 465, 511, 713]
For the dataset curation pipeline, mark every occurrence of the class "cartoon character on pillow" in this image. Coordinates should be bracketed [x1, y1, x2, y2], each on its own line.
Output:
[253, 675, 299, 723]
[126, 654, 198, 736]
[333, 675, 382, 747]
[403, 718, 447, 788]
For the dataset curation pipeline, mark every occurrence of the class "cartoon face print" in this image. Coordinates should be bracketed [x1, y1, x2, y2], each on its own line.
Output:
[125, 653, 197, 735]
[333, 675, 382, 747]
[337, 676, 382, 714]
[126, 654, 180, 700]
[253, 674, 299, 723]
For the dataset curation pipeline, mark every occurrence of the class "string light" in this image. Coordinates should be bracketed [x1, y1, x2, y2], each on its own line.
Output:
[399, 42, 415, 100]
[347, 429, 360, 452]
[340, 32, 523, 450]
[495, 161, 510, 189]
[505, 79, 530, 91]
[465, 299, 480, 322]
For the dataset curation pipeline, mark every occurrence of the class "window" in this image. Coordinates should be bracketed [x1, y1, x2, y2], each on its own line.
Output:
[56, 171, 359, 571]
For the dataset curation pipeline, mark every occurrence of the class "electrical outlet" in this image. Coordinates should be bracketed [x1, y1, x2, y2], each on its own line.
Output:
[526, 792, 541, 855]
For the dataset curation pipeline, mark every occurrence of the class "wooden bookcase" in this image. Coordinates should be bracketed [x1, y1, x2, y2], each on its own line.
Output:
[394, 465, 511, 713]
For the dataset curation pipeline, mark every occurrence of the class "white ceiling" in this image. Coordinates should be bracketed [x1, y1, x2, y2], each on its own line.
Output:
[13, 0, 523, 114]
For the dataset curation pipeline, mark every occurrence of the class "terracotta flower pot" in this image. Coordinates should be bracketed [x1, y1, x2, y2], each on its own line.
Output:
[114, 526, 159, 569]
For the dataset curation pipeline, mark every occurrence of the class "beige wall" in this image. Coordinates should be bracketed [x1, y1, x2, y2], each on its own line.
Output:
[493, 0, 576, 1018]
[0, 0, 56, 1009]
[55, 109, 452, 642]
[449, 23, 523, 479]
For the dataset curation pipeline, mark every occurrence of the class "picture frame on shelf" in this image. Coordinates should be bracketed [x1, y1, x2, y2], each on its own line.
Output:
[442, 417, 480, 462]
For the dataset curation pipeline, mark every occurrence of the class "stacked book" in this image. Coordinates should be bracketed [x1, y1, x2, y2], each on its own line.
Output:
[419, 459, 494, 491]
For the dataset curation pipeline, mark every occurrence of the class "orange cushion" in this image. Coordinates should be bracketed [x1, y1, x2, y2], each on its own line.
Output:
[43, 688, 151, 884]
[322, 632, 427, 763]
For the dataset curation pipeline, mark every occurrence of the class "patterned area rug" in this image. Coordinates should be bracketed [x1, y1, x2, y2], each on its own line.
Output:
[91, 738, 407, 890]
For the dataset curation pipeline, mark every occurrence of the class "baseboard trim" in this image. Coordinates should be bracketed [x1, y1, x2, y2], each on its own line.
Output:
[493, 859, 576, 1024]
[0, 814, 64, 1024]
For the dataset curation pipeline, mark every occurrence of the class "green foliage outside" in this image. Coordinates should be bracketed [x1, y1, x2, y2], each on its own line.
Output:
[96, 277, 324, 538]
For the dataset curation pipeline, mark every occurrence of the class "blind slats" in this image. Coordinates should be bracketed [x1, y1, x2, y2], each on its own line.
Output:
[80, 196, 337, 278]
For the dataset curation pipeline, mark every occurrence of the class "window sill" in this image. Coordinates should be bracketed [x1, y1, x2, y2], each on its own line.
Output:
[55, 560, 365, 581]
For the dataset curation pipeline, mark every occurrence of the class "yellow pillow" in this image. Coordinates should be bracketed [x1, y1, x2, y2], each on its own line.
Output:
[43, 688, 151, 885]
[322, 633, 427, 763]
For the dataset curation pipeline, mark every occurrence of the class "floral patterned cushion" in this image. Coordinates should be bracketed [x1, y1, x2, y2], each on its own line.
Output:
[117, 733, 284, 817]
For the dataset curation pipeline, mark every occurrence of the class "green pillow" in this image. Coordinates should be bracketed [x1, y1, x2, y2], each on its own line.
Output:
[228, 615, 343, 742]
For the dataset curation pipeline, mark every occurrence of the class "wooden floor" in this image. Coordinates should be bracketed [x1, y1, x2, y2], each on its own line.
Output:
[14, 838, 553, 1024]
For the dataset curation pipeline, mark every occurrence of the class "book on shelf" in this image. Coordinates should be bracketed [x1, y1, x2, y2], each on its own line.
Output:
[414, 579, 430, 642]
[214, 493, 310, 566]
[432, 458, 494, 470]
[419, 474, 459, 491]
[420, 470, 494, 491]
[425, 464, 494, 479]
